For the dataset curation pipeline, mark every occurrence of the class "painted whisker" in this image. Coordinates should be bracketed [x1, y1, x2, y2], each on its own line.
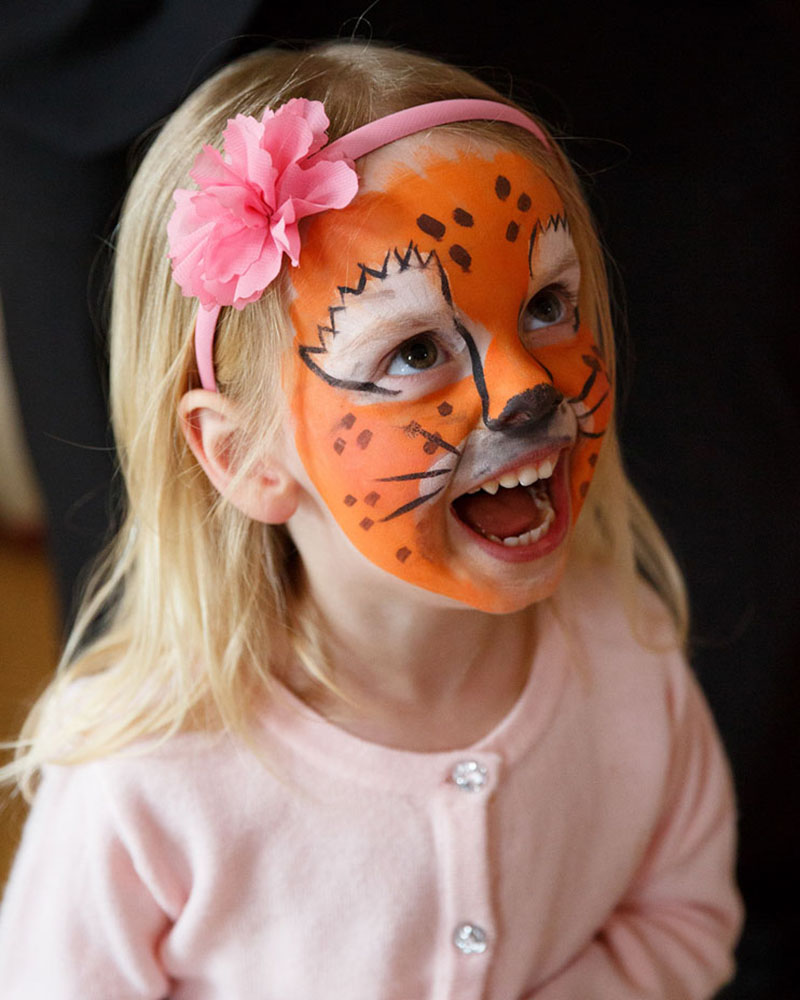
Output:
[380, 486, 446, 522]
[403, 421, 462, 457]
[375, 469, 453, 482]
[567, 365, 599, 405]
[577, 391, 609, 419]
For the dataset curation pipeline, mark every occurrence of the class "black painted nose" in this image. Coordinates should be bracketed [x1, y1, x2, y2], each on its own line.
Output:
[484, 384, 563, 436]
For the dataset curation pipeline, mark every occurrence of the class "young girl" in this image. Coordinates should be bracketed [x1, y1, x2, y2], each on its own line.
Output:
[0, 40, 742, 999]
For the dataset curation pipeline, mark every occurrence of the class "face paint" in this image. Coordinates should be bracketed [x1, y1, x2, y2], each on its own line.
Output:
[287, 146, 612, 612]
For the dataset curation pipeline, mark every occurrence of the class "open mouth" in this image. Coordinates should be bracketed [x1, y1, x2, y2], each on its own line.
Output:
[450, 450, 568, 553]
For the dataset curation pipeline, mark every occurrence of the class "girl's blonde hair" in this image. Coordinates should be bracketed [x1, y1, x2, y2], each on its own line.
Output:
[4, 40, 687, 796]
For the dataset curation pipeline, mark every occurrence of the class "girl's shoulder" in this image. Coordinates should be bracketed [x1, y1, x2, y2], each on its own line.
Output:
[34, 726, 273, 843]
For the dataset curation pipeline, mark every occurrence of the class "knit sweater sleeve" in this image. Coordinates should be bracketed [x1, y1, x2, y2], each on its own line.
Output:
[0, 762, 172, 999]
[527, 662, 743, 1000]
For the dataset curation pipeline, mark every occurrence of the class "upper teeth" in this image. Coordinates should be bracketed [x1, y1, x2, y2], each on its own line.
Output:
[468, 457, 556, 495]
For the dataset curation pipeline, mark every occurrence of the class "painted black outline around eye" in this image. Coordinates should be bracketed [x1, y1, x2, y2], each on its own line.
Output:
[297, 243, 452, 397]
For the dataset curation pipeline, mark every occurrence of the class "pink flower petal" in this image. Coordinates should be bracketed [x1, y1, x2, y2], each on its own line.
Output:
[269, 205, 300, 265]
[171, 241, 208, 299]
[297, 100, 332, 156]
[205, 225, 267, 283]
[277, 159, 360, 214]
[269, 99, 331, 156]
[167, 190, 204, 246]
[261, 115, 314, 176]
[201, 183, 270, 227]
[232, 244, 283, 304]
[204, 276, 240, 308]
[189, 145, 242, 190]
[222, 114, 266, 178]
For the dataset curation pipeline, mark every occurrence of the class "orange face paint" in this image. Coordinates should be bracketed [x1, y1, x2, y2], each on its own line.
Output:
[287, 146, 612, 612]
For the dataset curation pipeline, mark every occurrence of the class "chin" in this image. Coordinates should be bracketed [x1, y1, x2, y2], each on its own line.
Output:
[397, 535, 573, 616]
[463, 546, 571, 615]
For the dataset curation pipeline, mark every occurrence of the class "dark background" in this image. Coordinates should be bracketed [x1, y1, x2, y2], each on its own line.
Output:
[1, 1, 797, 993]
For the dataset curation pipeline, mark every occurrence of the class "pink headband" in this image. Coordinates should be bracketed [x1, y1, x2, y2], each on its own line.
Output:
[167, 98, 551, 391]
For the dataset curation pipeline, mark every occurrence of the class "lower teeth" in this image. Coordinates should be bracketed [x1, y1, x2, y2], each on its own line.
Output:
[486, 488, 555, 547]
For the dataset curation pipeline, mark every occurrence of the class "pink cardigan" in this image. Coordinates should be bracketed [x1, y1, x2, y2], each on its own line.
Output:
[0, 570, 742, 998]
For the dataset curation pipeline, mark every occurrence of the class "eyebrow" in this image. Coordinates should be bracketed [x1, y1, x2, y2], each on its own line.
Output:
[531, 246, 581, 285]
[333, 306, 456, 353]
[328, 265, 456, 347]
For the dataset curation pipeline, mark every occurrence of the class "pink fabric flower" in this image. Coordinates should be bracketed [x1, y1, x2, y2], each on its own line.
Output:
[167, 99, 359, 310]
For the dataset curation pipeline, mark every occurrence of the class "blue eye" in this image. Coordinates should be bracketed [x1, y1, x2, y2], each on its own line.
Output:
[524, 286, 570, 330]
[387, 334, 441, 375]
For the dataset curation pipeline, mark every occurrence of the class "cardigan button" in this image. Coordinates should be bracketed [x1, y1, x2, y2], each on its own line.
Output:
[451, 759, 488, 792]
[453, 922, 488, 955]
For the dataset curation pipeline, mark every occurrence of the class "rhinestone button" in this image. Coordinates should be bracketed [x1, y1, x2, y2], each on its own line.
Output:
[451, 759, 488, 792]
[453, 922, 488, 955]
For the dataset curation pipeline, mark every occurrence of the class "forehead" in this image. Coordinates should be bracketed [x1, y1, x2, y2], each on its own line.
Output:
[290, 141, 567, 323]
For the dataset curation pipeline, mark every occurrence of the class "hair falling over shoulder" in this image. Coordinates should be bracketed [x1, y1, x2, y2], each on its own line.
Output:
[2, 41, 688, 797]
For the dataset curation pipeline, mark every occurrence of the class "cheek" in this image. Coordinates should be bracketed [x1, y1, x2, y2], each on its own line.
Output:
[535, 323, 613, 515]
[290, 360, 479, 569]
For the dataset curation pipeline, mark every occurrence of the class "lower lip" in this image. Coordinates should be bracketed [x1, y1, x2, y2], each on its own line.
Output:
[450, 451, 572, 563]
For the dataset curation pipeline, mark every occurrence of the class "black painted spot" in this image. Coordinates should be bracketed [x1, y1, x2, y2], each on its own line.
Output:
[344, 494, 357, 506]
[582, 354, 601, 371]
[359, 517, 374, 531]
[364, 491, 380, 507]
[579, 482, 590, 498]
[333, 438, 346, 454]
[448, 244, 471, 272]
[356, 429, 373, 449]
[417, 214, 446, 240]
[453, 208, 474, 227]
[506, 221, 520, 243]
[588, 453, 598, 467]
[340, 413, 356, 429]
[396, 547, 412, 563]
[437, 401, 453, 416]
[495, 175, 511, 200]
[423, 440, 438, 454]
[517, 192, 531, 212]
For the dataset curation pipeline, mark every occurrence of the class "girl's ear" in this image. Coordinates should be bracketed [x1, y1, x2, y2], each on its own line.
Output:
[178, 389, 300, 524]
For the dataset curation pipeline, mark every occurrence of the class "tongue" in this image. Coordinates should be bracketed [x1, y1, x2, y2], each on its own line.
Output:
[453, 485, 548, 540]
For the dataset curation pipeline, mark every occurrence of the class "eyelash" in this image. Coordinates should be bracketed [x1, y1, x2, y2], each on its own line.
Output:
[384, 329, 461, 378]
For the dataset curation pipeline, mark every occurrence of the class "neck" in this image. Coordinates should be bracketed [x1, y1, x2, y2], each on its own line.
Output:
[281, 566, 537, 751]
